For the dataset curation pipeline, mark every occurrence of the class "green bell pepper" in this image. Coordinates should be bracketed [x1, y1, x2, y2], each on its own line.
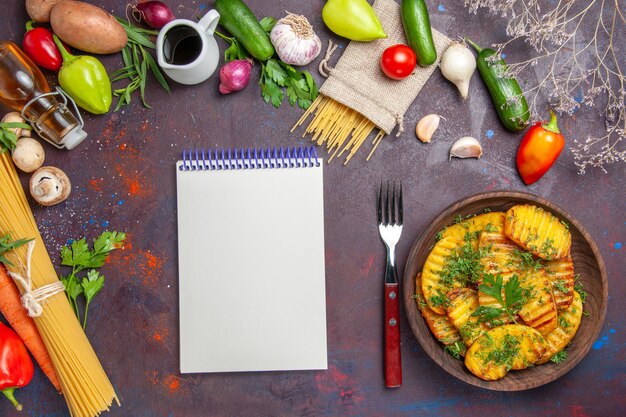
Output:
[322, 0, 387, 41]
[53, 35, 111, 114]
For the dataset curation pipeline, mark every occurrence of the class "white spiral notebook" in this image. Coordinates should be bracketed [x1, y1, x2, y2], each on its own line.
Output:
[176, 147, 327, 373]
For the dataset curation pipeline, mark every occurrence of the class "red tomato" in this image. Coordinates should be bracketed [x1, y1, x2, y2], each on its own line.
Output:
[380, 44, 416, 80]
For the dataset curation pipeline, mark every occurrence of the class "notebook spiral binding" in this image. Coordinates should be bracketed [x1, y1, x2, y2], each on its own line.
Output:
[179, 146, 320, 171]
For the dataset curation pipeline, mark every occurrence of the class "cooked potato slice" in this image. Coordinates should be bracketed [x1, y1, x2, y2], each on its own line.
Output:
[504, 205, 571, 260]
[440, 212, 505, 250]
[476, 232, 520, 323]
[415, 273, 465, 351]
[544, 255, 575, 311]
[445, 288, 488, 346]
[465, 324, 547, 381]
[422, 236, 465, 314]
[536, 291, 584, 364]
[518, 270, 558, 335]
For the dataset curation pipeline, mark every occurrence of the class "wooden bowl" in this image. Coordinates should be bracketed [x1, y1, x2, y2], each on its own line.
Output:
[403, 191, 608, 391]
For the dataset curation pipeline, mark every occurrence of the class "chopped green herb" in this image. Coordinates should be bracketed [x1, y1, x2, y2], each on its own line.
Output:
[559, 316, 570, 328]
[444, 342, 464, 360]
[484, 223, 498, 233]
[486, 333, 520, 369]
[550, 350, 568, 364]
[439, 242, 488, 286]
[552, 279, 569, 294]
[483, 207, 492, 213]
[574, 275, 587, 303]
[561, 220, 570, 230]
[513, 249, 543, 271]
[435, 230, 444, 241]
[429, 293, 449, 308]
[453, 214, 464, 224]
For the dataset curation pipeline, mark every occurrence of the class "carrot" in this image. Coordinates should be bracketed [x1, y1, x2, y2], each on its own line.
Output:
[0, 263, 62, 392]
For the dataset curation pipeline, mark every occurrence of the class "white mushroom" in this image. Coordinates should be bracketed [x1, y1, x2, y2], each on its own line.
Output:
[1, 112, 27, 137]
[12, 137, 45, 173]
[29, 166, 71, 206]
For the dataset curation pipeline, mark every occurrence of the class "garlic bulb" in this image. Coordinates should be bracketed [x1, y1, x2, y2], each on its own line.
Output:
[449, 137, 482, 160]
[440, 41, 476, 99]
[270, 13, 322, 66]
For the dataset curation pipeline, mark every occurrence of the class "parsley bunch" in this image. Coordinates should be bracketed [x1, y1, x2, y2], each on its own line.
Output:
[60, 231, 126, 329]
[215, 17, 319, 109]
[472, 274, 528, 325]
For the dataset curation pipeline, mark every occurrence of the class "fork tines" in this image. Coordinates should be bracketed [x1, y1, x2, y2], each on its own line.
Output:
[378, 181, 403, 226]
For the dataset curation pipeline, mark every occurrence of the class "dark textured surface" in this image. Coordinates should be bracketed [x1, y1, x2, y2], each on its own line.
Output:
[1, 1, 624, 416]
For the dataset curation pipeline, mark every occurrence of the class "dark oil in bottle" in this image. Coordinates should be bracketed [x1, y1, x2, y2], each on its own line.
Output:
[163, 26, 202, 65]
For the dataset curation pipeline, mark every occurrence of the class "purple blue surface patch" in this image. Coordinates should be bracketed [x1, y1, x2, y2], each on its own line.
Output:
[614, 242, 622, 249]
[486, 129, 494, 139]
[438, 5, 446, 12]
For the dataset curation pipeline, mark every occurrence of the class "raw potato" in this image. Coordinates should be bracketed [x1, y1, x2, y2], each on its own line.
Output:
[26, 0, 64, 22]
[536, 291, 583, 364]
[415, 273, 465, 351]
[465, 324, 547, 381]
[504, 204, 571, 260]
[50, 0, 128, 54]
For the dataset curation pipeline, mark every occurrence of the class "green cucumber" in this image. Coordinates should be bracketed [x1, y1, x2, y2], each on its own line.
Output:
[214, 0, 275, 61]
[401, 0, 437, 67]
[467, 39, 530, 132]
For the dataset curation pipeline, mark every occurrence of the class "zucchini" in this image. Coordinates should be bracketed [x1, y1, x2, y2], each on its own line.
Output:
[401, 0, 437, 66]
[214, 0, 275, 61]
[466, 39, 530, 132]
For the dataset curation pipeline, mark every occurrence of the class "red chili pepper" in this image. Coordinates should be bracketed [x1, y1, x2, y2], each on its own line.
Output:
[0, 322, 34, 411]
[516, 110, 565, 185]
[22, 20, 62, 71]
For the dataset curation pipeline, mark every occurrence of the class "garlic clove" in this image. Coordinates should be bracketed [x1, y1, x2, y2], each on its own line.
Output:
[415, 114, 443, 143]
[449, 137, 482, 160]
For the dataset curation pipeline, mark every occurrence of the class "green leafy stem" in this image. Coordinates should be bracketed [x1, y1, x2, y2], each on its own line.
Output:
[60, 231, 126, 329]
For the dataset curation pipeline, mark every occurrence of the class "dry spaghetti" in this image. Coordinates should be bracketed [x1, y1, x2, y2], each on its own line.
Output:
[291, 95, 386, 165]
[0, 151, 118, 417]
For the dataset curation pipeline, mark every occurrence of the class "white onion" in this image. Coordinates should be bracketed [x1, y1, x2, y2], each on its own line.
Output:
[270, 13, 321, 66]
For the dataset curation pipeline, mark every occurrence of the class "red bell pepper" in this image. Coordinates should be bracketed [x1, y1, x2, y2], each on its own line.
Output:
[22, 20, 62, 71]
[0, 322, 34, 411]
[516, 110, 565, 185]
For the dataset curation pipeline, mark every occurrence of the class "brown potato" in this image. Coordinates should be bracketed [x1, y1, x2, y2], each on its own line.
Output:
[50, 1, 127, 54]
[26, 0, 64, 22]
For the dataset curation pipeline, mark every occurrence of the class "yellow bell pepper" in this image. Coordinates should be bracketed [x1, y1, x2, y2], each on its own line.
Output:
[322, 0, 387, 41]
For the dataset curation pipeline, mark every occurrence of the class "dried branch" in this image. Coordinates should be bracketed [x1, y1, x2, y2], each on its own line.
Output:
[465, 0, 625, 174]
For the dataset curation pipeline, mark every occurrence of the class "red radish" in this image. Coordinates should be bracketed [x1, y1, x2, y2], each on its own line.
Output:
[135, 1, 175, 29]
[219, 60, 253, 94]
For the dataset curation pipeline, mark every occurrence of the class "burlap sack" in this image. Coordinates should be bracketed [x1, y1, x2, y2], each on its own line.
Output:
[319, 0, 451, 135]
